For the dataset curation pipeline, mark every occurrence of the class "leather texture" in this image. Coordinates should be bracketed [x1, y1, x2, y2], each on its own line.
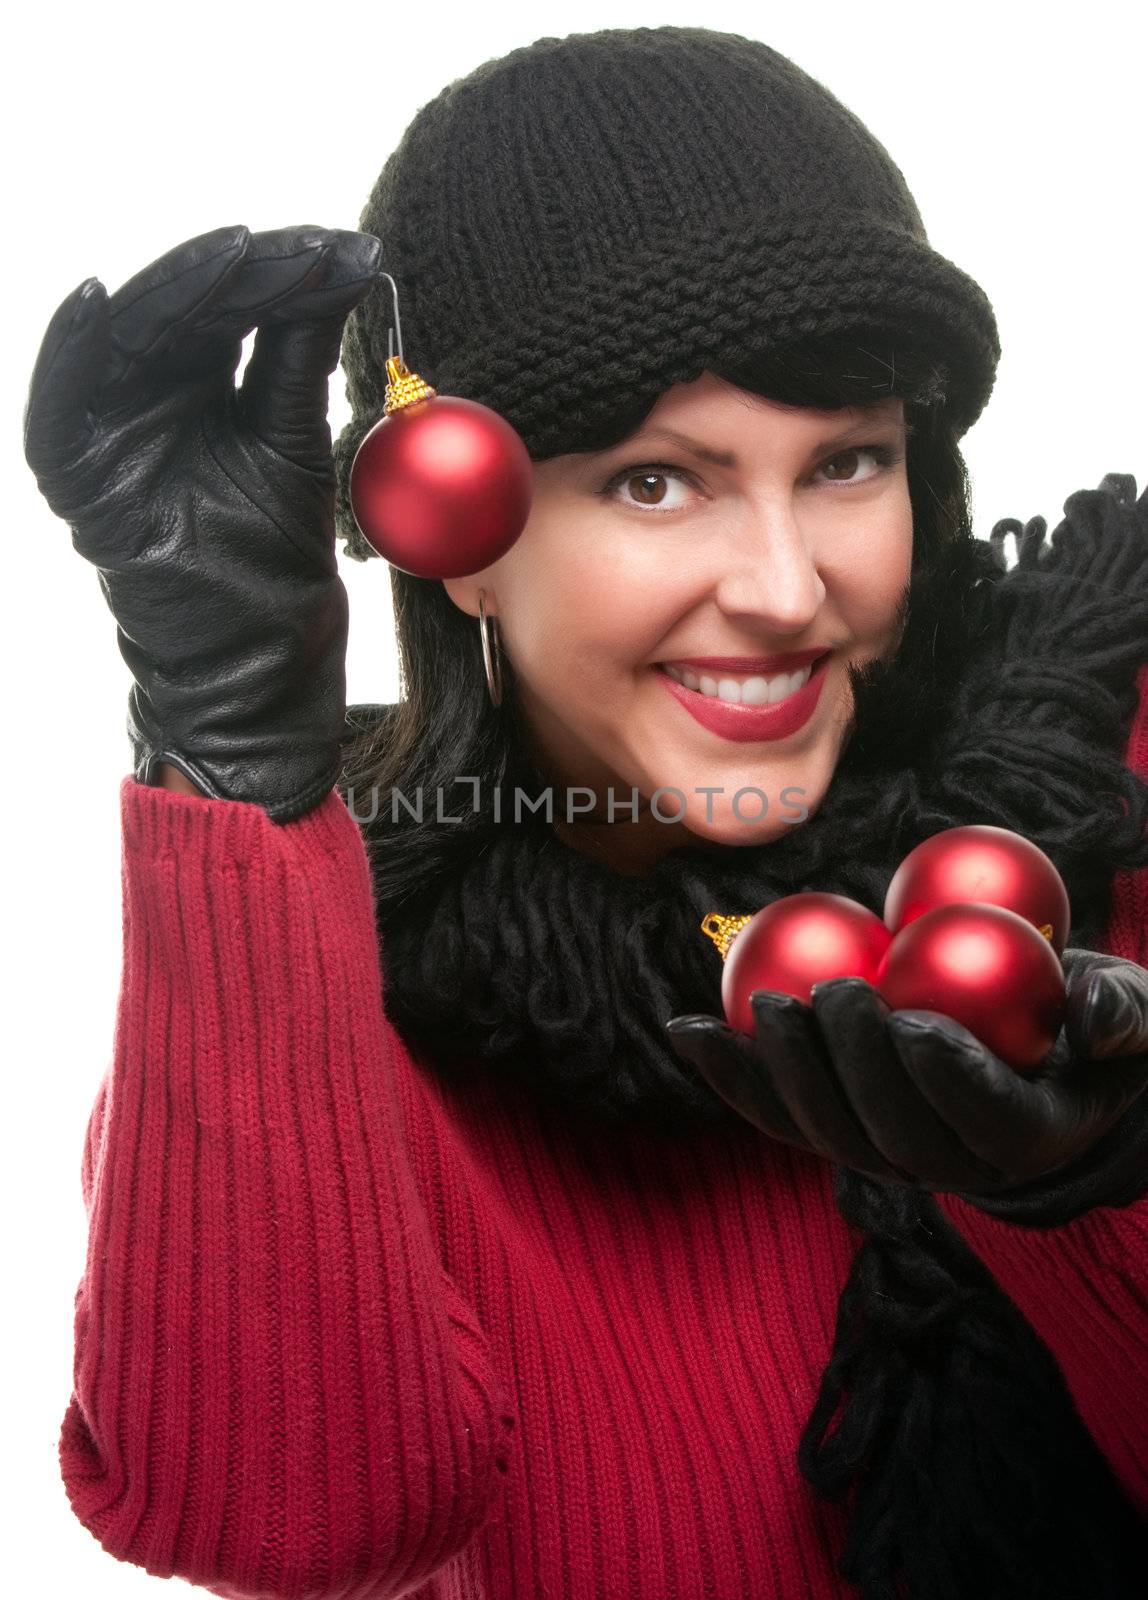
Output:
[24, 224, 384, 822]
[665, 947, 1148, 1222]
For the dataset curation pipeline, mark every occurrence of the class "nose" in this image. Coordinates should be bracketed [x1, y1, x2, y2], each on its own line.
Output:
[711, 504, 827, 633]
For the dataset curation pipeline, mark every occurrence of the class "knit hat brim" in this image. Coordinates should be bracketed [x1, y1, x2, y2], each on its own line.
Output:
[417, 212, 998, 457]
[334, 209, 999, 562]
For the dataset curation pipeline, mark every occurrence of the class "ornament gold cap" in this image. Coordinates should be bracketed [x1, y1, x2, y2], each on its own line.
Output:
[700, 912, 753, 961]
[703, 913, 1052, 963]
[384, 354, 437, 415]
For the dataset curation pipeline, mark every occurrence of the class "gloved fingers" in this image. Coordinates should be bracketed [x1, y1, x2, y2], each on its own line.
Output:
[884, 1009, 1082, 1184]
[168, 226, 378, 365]
[748, 990, 910, 1182]
[1033, 965, 1148, 1157]
[664, 1009, 814, 1153]
[98, 224, 253, 389]
[102, 224, 370, 393]
[238, 233, 384, 460]
[810, 978, 1005, 1190]
[249, 229, 385, 324]
[24, 277, 109, 483]
[1062, 950, 1148, 1060]
[237, 317, 346, 462]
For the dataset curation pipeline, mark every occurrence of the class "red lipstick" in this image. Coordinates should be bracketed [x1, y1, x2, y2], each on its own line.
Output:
[654, 652, 832, 743]
[660, 647, 830, 674]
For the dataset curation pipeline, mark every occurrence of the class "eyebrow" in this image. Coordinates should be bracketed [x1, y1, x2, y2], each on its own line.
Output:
[610, 411, 908, 469]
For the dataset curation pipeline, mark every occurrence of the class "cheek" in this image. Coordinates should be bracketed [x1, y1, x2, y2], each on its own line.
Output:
[511, 539, 677, 692]
[828, 503, 913, 630]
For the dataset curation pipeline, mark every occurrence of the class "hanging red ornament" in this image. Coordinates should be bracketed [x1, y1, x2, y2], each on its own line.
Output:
[703, 893, 892, 1035]
[348, 275, 533, 579]
[883, 824, 1071, 954]
[876, 901, 1067, 1072]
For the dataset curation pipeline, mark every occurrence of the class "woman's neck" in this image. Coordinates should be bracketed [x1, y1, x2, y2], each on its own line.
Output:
[550, 810, 731, 875]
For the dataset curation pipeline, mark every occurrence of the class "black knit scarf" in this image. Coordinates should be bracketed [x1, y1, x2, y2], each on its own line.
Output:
[362, 480, 1148, 1597]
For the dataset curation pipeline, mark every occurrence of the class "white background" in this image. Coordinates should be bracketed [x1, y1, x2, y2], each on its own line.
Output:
[3, 1, 1145, 1591]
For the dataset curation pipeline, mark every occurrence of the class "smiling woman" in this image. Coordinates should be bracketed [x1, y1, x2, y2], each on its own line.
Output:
[29, 20, 1148, 1600]
[439, 376, 915, 870]
[340, 341, 976, 866]
[327, 25, 1148, 1597]
[340, 340, 979, 890]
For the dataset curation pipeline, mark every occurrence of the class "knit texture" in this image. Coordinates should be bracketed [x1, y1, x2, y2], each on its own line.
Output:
[332, 25, 1000, 562]
[59, 681, 1147, 1598]
[337, 476, 1148, 1596]
[361, 480, 1148, 1134]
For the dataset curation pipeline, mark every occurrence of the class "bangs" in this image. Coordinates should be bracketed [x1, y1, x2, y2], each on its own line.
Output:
[540, 335, 950, 462]
[708, 333, 950, 413]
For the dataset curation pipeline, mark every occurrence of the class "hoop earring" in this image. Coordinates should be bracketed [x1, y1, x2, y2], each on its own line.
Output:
[478, 588, 504, 707]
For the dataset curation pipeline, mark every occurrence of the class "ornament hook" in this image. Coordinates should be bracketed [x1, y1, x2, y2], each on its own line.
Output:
[376, 271, 405, 366]
[369, 270, 435, 415]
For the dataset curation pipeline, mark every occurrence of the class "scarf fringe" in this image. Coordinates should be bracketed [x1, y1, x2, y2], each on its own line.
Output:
[370, 476, 1148, 1595]
[800, 1169, 1148, 1599]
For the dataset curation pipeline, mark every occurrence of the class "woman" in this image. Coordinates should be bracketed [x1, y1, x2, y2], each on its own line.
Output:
[24, 25, 1148, 1600]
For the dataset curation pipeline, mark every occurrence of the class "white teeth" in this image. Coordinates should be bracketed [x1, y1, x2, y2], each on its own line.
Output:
[661, 662, 815, 705]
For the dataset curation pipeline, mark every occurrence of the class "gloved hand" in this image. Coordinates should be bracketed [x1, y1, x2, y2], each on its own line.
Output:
[23, 224, 384, 822]
[666, 948, 1148, 1225]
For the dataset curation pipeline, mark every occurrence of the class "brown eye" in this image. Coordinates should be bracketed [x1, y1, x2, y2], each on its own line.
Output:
[600, 461, 697, 513]
[823, 449, 864, 481]
[815, 445, 897, 485]
[628, 472, 670, 505]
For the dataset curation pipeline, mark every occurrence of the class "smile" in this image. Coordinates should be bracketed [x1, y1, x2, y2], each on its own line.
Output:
[658, 661, 814, 705]
[653, 654, 832, 743]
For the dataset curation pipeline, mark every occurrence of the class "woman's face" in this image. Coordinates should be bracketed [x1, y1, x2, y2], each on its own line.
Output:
[444, 370, 913, 872]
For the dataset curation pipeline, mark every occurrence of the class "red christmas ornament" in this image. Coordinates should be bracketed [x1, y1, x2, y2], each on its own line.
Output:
[349, 353, 533, 579]
[876, 901, 1067, 1072]
[884, 824, 1071, 954]
[710, 893, 893, 1036]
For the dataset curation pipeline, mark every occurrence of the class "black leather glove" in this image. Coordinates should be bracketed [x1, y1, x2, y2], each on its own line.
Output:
[666, 948, 1148, 1226]
[23, 224, 384, 822]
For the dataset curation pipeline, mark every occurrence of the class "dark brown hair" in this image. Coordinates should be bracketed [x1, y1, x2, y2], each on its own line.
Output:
[337, 334, 978, 923]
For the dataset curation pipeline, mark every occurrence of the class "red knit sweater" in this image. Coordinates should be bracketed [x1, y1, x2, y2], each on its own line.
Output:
[60, 665, 1148, 1600]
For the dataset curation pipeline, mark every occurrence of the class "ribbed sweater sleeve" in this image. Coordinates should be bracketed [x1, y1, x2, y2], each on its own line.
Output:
[60, 777, 515, 1599]
[935, 660, 1148, 1516]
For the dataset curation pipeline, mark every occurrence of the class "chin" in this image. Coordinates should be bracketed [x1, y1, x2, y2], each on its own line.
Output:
[657, 791, 823, 850]
[638, 729, 838, 841]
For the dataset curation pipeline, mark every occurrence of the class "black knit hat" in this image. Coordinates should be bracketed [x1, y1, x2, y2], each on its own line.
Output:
[334, 23, 1000, 562]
